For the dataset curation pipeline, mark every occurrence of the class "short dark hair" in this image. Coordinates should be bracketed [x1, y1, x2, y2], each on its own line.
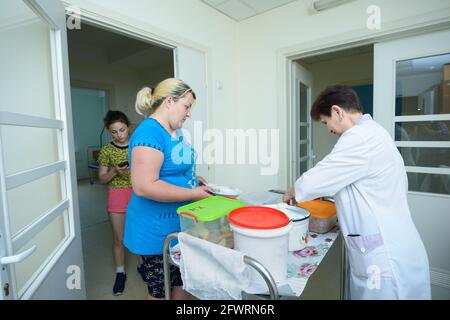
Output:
[310, 85, 363, 121]
[103, 110, 130, 128]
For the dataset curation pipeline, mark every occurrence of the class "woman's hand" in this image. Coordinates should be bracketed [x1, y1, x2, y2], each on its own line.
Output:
[98, 165, 126, 185]
[283, 187, 296, 205]
[191, 185, 214, 201]
[197, 176, 207, 186]
[114, 163, 129, 174]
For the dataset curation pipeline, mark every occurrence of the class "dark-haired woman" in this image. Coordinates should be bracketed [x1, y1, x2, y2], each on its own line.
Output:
[97, 110, 132, 296]
[283, 85, 430, 300]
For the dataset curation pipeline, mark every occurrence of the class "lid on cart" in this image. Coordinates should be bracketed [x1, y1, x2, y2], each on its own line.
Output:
[176, 196, 244, 222]
[297, 199, 336, 219]
[228, 206, 290, 230]
[265, 203, 310, 222]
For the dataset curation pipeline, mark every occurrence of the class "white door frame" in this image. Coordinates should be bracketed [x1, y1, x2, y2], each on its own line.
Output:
[173, 47, 209, 180]
[289, 62, 313, 185]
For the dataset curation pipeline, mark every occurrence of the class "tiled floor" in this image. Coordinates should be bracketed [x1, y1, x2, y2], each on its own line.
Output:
[78, 179, 147, 300]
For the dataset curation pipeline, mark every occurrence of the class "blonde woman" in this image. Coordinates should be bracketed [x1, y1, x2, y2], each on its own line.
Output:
[124, 78, 212, 300]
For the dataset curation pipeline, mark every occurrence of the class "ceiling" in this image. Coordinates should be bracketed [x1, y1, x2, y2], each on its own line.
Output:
[200, 0, 299, 21]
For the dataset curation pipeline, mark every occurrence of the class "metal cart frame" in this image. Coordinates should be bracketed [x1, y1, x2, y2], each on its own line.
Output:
[162, 232, 280, 300]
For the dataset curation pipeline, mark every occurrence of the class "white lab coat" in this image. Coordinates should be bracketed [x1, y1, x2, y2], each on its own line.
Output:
[295, 114, 431, 300]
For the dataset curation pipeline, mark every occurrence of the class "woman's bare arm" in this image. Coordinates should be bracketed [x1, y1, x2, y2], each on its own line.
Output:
[131, 146, 210, 202]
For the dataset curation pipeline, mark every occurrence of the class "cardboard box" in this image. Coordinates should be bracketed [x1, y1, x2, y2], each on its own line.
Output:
[442, 94, 450, 114]
[442, 80, 450, 113]
[443, 80, 450, 96]
[444, 64, 450, 81]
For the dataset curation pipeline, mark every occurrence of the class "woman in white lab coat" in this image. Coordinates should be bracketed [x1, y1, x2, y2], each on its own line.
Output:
[283, 85, 431, 300]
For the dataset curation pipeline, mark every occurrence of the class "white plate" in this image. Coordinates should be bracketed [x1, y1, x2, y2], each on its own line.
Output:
[207, 184, 242, 197]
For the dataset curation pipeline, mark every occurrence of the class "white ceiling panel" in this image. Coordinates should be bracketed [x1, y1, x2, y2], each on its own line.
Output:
[244, 0, 298, 13]
[202, 0, 227, 6]
[200, 0, 299, 21]
[216, 0, 257, 21]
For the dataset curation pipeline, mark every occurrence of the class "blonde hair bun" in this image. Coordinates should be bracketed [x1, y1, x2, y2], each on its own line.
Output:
[135, 86, 153, 117]
[135, 78, 196, 117]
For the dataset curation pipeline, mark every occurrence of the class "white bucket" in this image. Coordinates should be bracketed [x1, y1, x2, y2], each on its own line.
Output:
[288, 218, 309, 251]
[230, 222, 292, 289]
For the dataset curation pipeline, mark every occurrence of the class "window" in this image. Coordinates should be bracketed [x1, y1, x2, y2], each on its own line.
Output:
[395, 54, 450, 195]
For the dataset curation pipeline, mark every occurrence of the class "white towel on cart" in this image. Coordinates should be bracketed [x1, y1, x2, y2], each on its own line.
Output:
[178, 232, 251, 300]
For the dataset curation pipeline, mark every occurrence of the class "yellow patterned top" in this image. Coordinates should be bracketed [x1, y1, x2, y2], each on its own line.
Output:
[97, 142, 131, 188]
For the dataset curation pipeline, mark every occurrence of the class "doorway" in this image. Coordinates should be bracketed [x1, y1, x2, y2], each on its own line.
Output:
[288, 45, 374, 300]
[71, 87, 108, 182]
[292, 44, 374, 175]
[67, 22, 174, 299]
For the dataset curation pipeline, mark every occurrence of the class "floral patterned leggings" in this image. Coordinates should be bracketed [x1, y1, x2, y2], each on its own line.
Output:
[138, 254, 183, 298]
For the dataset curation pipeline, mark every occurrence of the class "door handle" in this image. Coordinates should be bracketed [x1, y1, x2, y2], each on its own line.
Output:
[0, 245, 37, 265]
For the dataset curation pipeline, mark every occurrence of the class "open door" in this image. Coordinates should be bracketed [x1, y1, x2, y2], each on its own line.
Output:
[174, 46, 209, 181]
[0, 0, 85, 299]
[374, 29, 450, 299]
[290, 62, 314, 184]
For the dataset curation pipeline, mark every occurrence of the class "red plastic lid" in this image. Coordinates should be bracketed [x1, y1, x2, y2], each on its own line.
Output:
[228, 206, 290, 230]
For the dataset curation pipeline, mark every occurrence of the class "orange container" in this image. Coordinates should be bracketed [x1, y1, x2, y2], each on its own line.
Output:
[297, 199, 337, 233]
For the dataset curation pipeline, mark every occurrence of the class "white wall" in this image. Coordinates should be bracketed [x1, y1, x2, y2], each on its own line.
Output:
[237, 0, 450, 193]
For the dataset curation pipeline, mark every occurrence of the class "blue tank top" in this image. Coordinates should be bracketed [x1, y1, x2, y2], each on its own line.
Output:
[124, 118, 198, 255]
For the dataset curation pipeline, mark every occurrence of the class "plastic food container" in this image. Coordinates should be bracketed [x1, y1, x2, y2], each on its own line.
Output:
[228, 206, 292, 288]
[176, 196, 244, 248]
[297, 199, 337, 234]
